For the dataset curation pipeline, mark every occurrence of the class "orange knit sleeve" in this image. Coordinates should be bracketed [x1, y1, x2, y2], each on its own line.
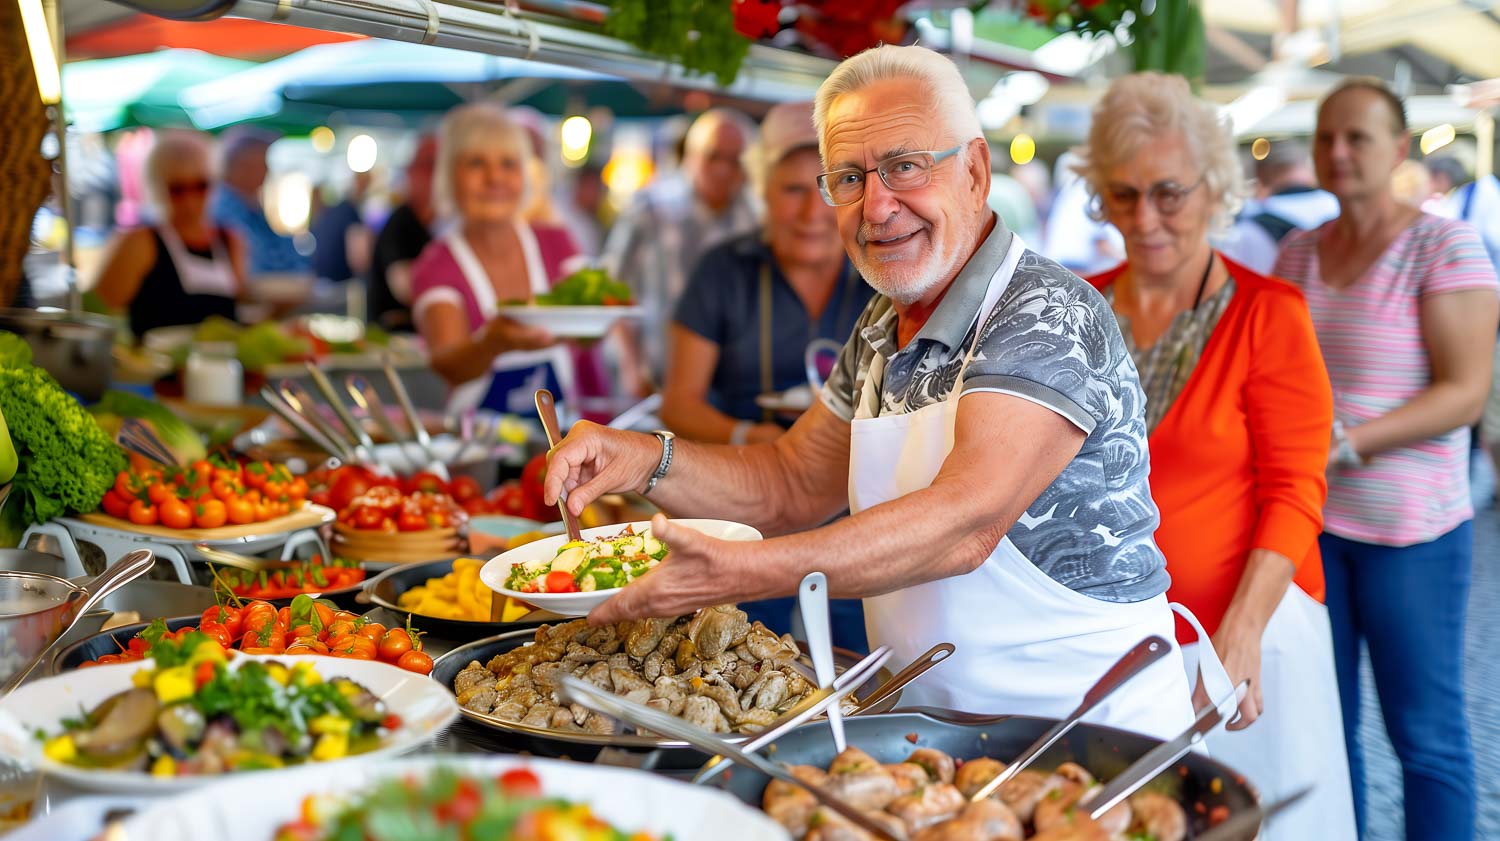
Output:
[1244, 282, 1334, 567]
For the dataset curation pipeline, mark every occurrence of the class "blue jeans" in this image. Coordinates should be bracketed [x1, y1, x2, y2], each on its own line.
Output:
[740, 596, 869, 655]
[1320, 522, 1475, 841]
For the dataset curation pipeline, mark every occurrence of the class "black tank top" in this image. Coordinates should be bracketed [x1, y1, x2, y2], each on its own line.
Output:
[129, 228, 238, 337]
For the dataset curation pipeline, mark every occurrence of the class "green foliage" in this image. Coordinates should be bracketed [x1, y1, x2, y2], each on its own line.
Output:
[0, 332, 32, 369]
[603, 0, 751, 86]
[0, 365, 125, 525]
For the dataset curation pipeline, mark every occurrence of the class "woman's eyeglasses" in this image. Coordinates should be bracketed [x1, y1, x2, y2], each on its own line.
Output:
[816, 145, 965, 207]
[1100, 176, 1204, 217]
[166, 179, 211, 199]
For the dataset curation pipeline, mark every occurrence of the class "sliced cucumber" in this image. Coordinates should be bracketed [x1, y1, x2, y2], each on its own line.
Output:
[550, 545, 589, 574]
[618, 535, 645, 555]
[643, 536, 664, 557]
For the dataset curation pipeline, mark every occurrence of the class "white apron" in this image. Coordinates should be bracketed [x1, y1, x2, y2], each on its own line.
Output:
[1179, 587, 1358, 841]
[158, 226, 237, 298]
[850, 236, 1195, 742]
[444, 223, 575, 416]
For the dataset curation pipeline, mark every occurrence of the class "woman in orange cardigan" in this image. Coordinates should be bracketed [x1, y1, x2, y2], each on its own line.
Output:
[1079, 74, 1354, 841]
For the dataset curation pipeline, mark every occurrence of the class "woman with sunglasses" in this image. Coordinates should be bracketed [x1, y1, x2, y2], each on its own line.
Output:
[1079, 73, 1354, 841]
[93, 130, 246, 337]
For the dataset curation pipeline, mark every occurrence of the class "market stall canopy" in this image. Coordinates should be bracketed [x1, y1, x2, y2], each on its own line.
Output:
[63, 49, 256, 133]
[178, 38, 678, 131]
[65, 11, 361, 60]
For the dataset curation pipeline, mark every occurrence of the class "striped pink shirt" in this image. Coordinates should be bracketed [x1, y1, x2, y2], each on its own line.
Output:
[1273, 213, 1498, 546]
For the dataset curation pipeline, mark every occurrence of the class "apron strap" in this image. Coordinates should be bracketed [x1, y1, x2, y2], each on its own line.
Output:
[1170, 601, 1235, 705]
[759, 263, 774, 423]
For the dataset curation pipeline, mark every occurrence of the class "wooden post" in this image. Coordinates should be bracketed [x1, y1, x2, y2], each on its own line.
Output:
[0, 0, 55, 307]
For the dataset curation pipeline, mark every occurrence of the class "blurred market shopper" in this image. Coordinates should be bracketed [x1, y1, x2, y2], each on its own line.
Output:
[368, 134, 438, 331]
[411, 103, 603, 415]
[542, 45, 1196, 739]
[310, 169, 372, 284]
[91, 130, 246, 337]
[1080, 73, 1354, 841]
[660, 101, 873, 650]
[602, 108, 760, 395]
[1218, 139, 1339, 274]
[210, 127, 310, 276]
[1274, 79, 1499, 841]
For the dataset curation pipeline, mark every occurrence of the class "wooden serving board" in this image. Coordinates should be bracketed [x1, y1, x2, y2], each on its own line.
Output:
[77, 505, 334, 543]
[333, 523, 459, 542]
[331, 538, 464, 564]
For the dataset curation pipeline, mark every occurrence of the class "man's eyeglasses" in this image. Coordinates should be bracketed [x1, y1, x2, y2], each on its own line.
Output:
[1099, 176, 1204, 217]
[816, 145, 965, 207]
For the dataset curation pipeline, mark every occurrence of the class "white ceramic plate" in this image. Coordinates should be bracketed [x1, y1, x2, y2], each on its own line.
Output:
[496, 304, 643, 338]
[755, 384, 815, 413]
[0, 654, 458, 794]
[90, 754, 788, 841]
[481, 519, 763, 616]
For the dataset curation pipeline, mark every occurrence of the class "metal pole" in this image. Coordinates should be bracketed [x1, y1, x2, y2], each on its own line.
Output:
[1477, 110, 1494, 180]
[42, 0, 78, 311]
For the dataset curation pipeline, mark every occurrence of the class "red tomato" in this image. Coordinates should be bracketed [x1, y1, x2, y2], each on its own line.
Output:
[226, 497, 255, 525]
[498, 768, 542, 797]
[435, 778, 483, 824]
[356, 622, 386, 642]
[198, 622, 231, 648]
[159, 498, 193, 530]
[543, 571, 578, 593]
[113, 471, 136, 500]
[328, 468, 376, 512]
[194, 499, 228, 529]
[448, 475, 482, 503]
[101, 489, 131, 519]
[147, 482, 176, 506]
[396, 511, 428, 532]
[405, 471, 447, 495]
[220, 607, 244, 639]
[127, 499, 158, 526]
[194, 660, 217, 689]
[377, 629, 413, 661]
[490, 484, 526, 517]
[352, 505, 385, 530]
[396, 650, 433, 675]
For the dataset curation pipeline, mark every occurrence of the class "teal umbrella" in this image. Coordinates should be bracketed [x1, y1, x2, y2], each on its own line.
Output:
[63, 49, 257, 133]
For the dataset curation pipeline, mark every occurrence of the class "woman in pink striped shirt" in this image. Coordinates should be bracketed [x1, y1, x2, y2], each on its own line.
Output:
[1273, 80, 1498, 841]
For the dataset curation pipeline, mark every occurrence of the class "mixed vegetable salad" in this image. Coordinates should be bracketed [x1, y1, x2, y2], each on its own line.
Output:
[272, 766, 663, 841]
[505, 526, 667, 594]
[517, 268, 634, 307]
[44, 635, 400, 776]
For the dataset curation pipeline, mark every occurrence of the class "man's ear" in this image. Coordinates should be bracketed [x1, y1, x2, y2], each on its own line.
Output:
[965, 136, 992, 208]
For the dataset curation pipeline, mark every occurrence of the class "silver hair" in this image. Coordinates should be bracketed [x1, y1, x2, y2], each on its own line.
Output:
[812, 45, 983, 163]
[143, 130, 214, 218]
[433, 101, 535, 220]
[683, 107, 757, 161]
[1074, 72, 1246, 230]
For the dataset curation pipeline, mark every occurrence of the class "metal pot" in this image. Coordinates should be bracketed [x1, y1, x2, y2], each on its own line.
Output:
[708, 708, 1262, 840]
[0, 571, 87, 688]
[0, 307, 116, 400]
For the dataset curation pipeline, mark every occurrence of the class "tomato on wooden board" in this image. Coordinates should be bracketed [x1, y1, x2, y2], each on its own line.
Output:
[194, 499, 227, 529]
[101, 490, 131, 519]
[127, 499, 158, 526]
[159, 498, 193, 530]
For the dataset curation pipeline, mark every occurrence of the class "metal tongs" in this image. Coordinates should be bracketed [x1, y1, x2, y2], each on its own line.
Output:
[559, 647, 902, 841]
[344, 373, 449, 480]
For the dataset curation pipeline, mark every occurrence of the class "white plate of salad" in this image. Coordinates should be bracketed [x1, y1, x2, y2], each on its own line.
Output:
[480, 519, 762, 616]
[0, 635, 458, 794]
[31, 754, 786, 841]
[498, 267, 643, 338]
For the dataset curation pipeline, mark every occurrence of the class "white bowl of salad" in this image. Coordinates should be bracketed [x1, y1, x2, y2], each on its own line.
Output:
[480, 519, 762, 616]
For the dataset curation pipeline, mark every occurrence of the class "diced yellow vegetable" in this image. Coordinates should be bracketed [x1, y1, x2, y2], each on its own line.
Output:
[291, 661, 321, 686]
[187, 640, 228, 665]
[153, 666, 195, 704]
[42, 734, 75, 762]
[311, 732, 348, 761]
[308, 714, 351, 736]
[131, 668, 154, 689]
[150, 755, 176, 777]
[265, 663, 291, 686]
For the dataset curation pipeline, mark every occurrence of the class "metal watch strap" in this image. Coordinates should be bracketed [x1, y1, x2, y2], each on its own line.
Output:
[643, 430, 674, 495]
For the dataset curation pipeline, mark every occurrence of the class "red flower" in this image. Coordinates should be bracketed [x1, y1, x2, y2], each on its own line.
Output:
[733, 0, 782, 40]
[1080, 0, 1107, 8]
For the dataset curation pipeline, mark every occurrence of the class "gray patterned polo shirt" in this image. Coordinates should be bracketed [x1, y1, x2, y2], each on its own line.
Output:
[819, 215, 1169, 604]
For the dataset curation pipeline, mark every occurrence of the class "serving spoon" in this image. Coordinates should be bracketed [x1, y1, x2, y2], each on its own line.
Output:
[534, 389, 582, 543]
[798, 572, 846, 753]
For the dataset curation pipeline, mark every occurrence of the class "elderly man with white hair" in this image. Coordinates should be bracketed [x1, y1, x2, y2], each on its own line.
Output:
[542, 45, 1195, 737]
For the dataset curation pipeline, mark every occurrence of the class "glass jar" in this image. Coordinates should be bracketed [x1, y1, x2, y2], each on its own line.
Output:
[183, 342, 243, 407]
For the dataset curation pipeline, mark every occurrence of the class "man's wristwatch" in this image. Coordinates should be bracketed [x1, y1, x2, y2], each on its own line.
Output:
[643, 430, 675, 495]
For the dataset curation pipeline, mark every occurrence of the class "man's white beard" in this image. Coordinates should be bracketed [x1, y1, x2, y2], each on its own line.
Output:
[854, 232, 961, 305]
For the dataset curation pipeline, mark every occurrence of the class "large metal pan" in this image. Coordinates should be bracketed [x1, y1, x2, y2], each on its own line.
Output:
[708, 708, 1261, 840]
[431, 629, 900, 769]
[360, 558, 558, 640]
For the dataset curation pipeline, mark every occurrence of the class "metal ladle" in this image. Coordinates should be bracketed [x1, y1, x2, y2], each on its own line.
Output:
[0, 549, 156, 696]
[558, 673, 904, 841]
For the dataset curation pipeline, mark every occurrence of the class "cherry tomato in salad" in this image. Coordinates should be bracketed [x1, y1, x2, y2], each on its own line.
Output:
[498, 767, 542, 797]
[543, 571, 578, 593]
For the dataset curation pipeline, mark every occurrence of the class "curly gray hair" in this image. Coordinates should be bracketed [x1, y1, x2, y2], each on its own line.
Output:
[433, 101, 535, 221]
[1074, 72, 1245, 230]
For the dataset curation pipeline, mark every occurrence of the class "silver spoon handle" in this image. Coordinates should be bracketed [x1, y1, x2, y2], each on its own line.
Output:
[854, 642, 953, 713]
[692, 645, 893, 784]
[1088, 679, 1250, 820]
[345, 374, 407, 445]
[558, 675, 902, 841]
[798, 572, 845, 753]
[267, 384, 352, 460]
[970, 635, 1171, 803]
[306, 364, 377, 450]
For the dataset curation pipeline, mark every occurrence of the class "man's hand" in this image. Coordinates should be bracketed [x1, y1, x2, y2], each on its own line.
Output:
[543, 421, 663, 516]
[1191, 618, 1266, 730]
[588, 514, 765, 625]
